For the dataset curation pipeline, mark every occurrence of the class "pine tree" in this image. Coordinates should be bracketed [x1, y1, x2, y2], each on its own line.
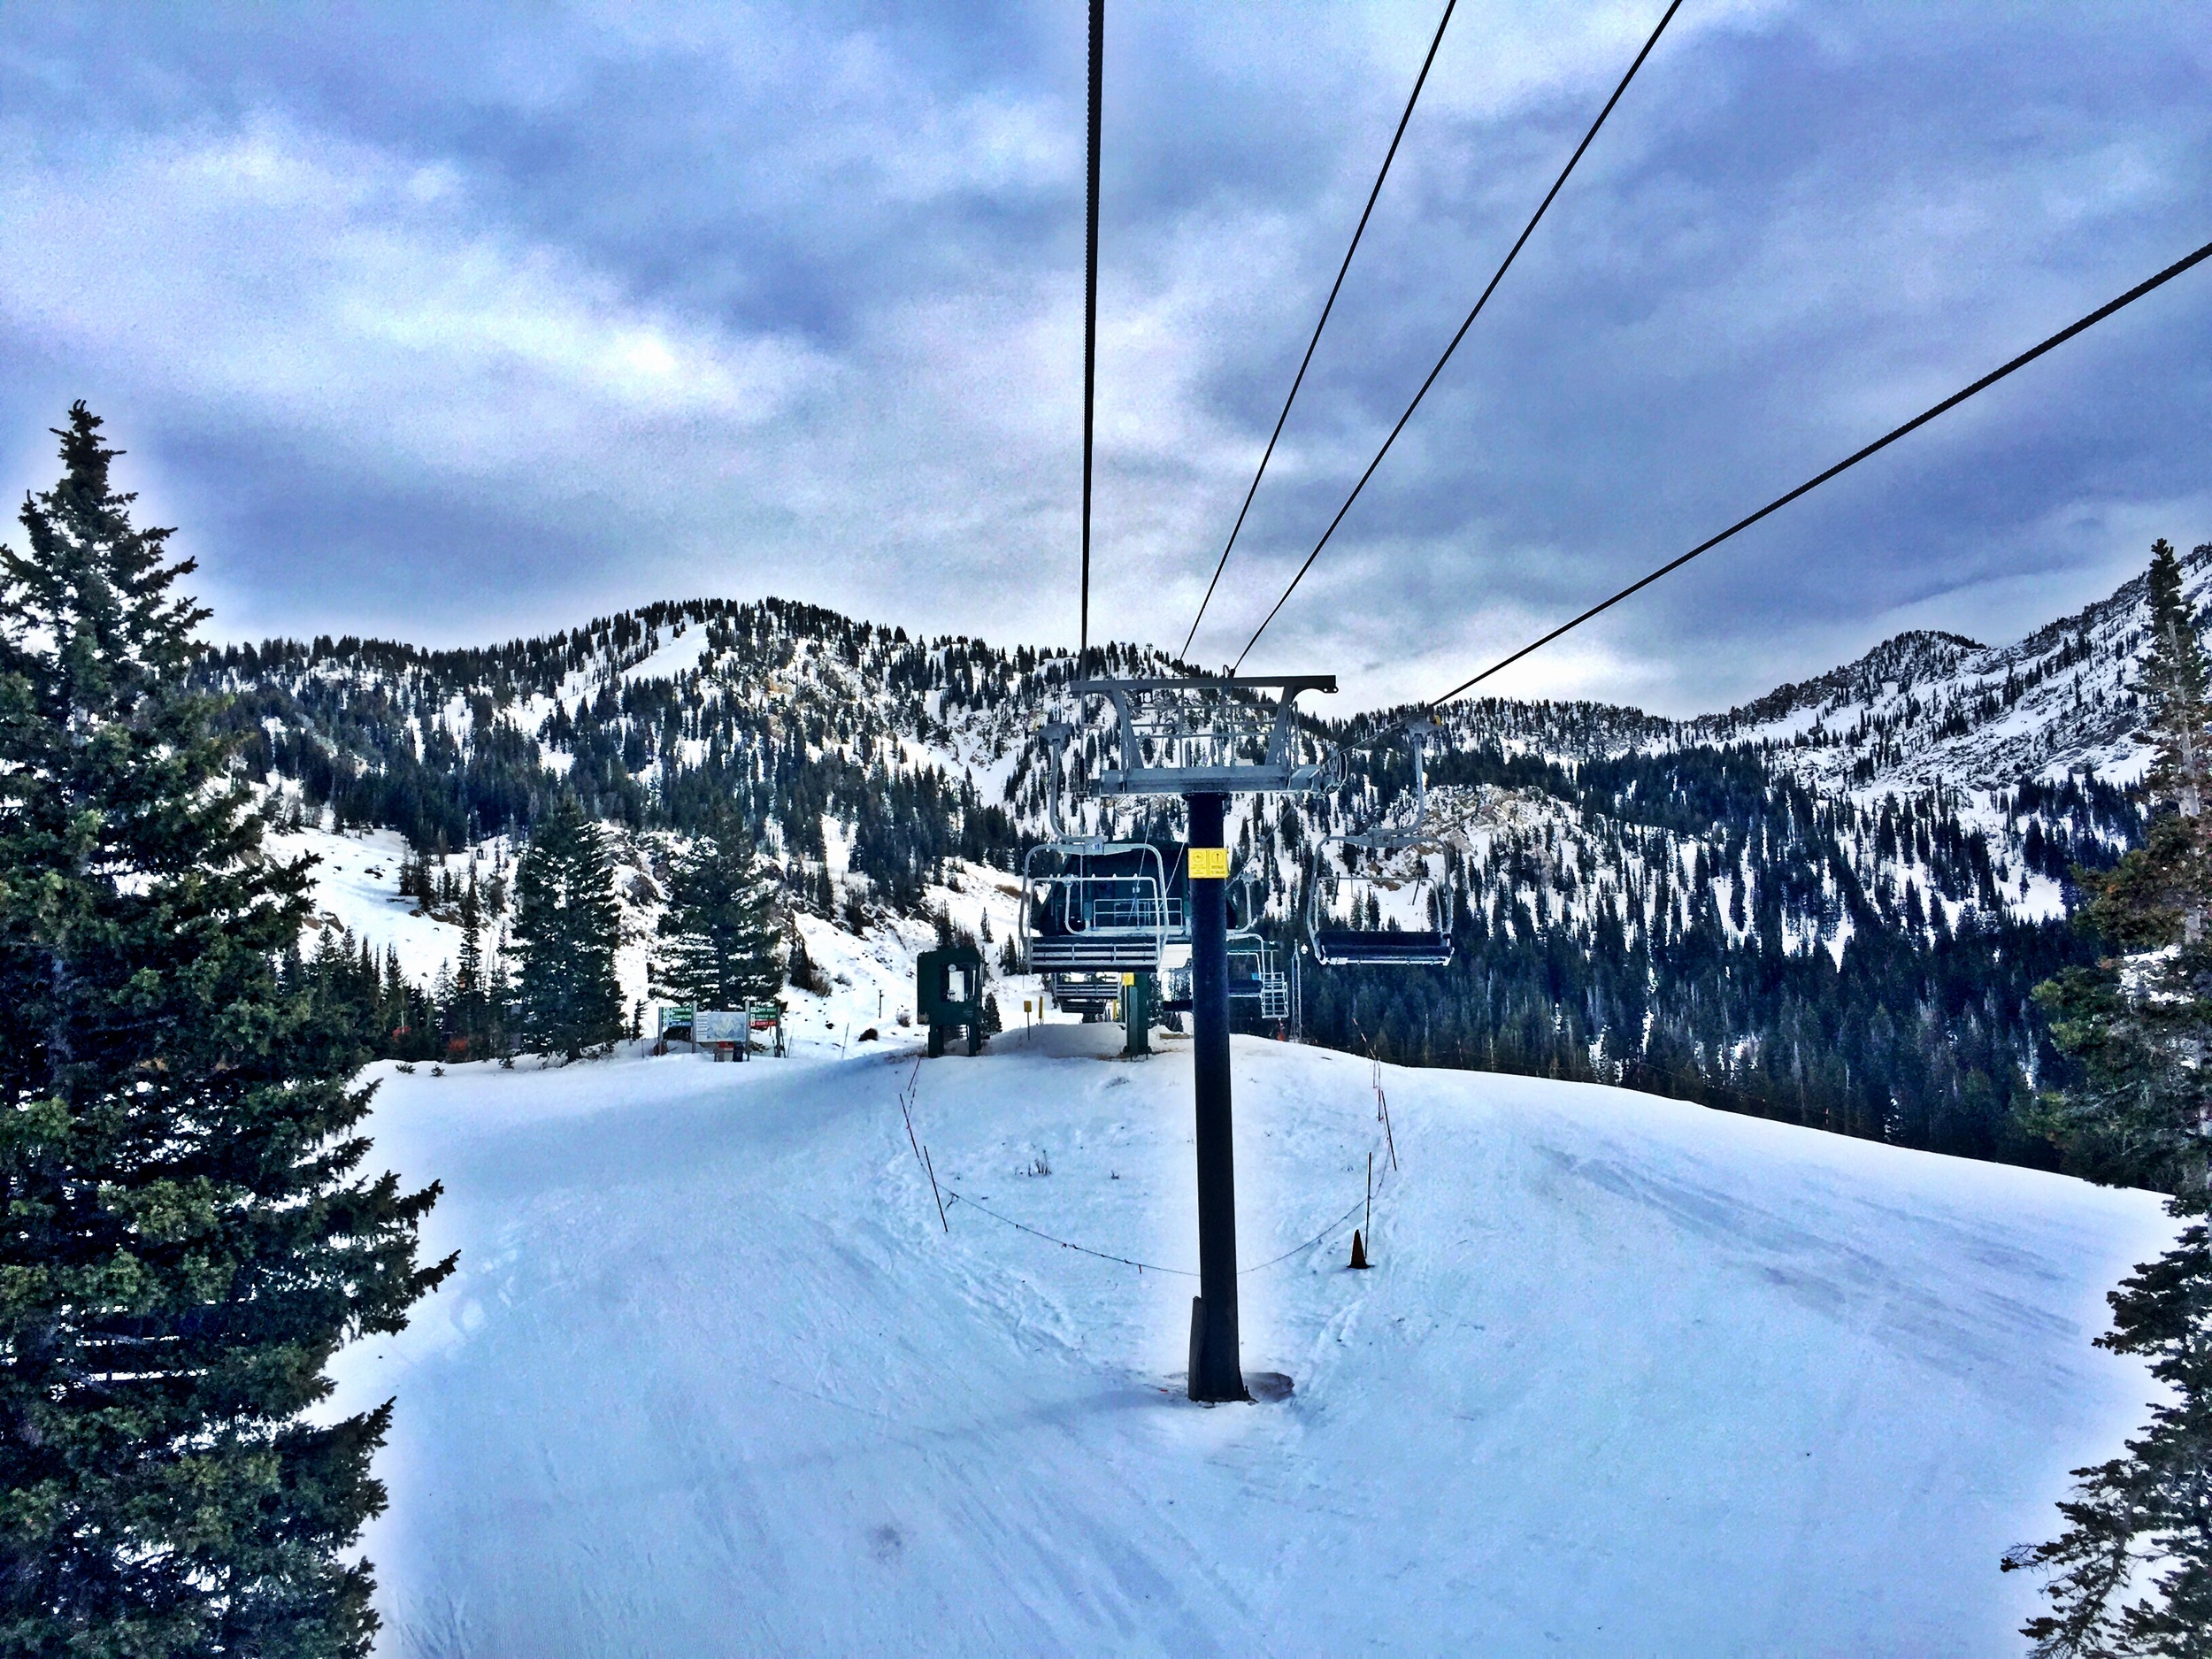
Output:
[2007, 540, 2212, 1652]
[2003, 1201, 2212, 1656]
[512, 791, 624, 1058]
[0, 405, 452, 1654]
[652, 827, 782, 1011]
[2144, 540, 2212, 841]
[450, 866, 485, 1056]
[2035, 542, 2212, 1190]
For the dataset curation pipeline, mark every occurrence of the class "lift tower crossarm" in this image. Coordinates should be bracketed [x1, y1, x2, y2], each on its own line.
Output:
[1071, 674, 1340, 797]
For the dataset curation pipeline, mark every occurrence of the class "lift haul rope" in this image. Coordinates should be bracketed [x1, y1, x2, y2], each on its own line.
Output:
[1423, 232, 2212, 706]
[1230, 0, 1685, 673]
[1180, 0, 1458, 661]
[1079, 0, 1103, 664]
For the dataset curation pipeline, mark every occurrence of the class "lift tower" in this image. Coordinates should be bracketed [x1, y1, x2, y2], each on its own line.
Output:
[1074, 675, 1337, 1400]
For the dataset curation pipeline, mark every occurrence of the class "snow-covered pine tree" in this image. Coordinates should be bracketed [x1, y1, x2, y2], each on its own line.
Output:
[512, 791, 624, 1058]
[0, 405, 453, 1654]
[2033, 541, 2212, 1188]
[449, 865, 488, 1056]
[2144, 541, 2212, 826]
[2008, 539, 2212, 1653]
[652, 827, 783, 1011]
[2002, 1210, 2211, 1655]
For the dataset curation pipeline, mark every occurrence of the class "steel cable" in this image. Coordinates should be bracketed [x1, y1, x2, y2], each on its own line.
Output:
[1231, 0, 1684, 672]
[1180, 0, 1457, 661]
[1425, 233, 2212, 705]
[1079, 0, 1103, 663]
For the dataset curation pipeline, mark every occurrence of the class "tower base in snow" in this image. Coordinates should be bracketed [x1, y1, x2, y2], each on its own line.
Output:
[1187, 1295, 1248, 1403]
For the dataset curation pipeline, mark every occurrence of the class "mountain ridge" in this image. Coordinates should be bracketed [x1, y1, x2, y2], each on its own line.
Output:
[201, 541, 2208, 1174]
[210, 535, 2211, 805]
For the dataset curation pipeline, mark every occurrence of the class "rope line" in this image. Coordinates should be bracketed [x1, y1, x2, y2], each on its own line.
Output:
[1180, 0, 1457, 661]
[925, 1047, 1403, 1279]
[1349, 1011, 1399, 1171]
[1232, 0, 1683, 672]
[902, 1008, 1396, 1281]
[1079, 0, 1103, 662]
[942, 1184, 1379, 1279]
[1426, 231, 2212, 705]
[944, 1189, 1194, 1275]
[1240, 1190, 1376, 1274]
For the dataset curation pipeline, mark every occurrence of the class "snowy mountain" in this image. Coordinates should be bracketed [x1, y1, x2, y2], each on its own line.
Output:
[1687, 543, 2212, 791]
[216, 542, 2208, 1172]
[330, 1024, 2174, 1655]
[210, 543, 2212, 841]
[214, 547, 2179, 956]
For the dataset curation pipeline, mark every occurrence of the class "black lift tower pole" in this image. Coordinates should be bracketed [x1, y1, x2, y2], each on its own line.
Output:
[1185, 790, 1246, 1402]
[1069, 677, 1335, 1402]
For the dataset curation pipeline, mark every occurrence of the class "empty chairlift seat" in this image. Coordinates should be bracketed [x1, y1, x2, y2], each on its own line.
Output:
[1309, 926, 1453, 968]
[1022, 841, 1182, 974]
[1305, 720, 1455, 972]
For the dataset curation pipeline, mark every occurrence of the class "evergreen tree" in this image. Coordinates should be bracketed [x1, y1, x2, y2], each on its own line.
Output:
[652, 827, 782, 1011]
[2003, 1204, 2212, 1656]
[449, 866, 487, 1056]
[0, 405, 452, 1654]
[512, 791, 623, 1058]
[2034, 543, 2212, 1190]
[2005, 540, 2212, 1651]
[2144, 540, 2212, 841]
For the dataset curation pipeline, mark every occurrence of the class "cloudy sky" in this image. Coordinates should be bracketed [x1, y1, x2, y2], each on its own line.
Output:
[2, 3, 2207, 714]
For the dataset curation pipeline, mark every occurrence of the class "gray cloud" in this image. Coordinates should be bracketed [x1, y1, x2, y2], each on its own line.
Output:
[1, 1, 2206, 714]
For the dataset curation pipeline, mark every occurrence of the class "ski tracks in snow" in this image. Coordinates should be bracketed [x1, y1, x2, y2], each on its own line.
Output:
[333, 1035, 2172, 1656]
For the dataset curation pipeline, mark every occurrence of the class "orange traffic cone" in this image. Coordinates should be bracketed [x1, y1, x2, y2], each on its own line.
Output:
[1349, 1229, 1370, 1270]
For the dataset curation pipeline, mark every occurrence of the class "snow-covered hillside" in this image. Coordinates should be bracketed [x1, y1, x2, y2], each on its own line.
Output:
[264, 802, 1034, 1045]
[223, 546, 2210, 999]
[1687, 541, 2212, 791]
[331, 1029, 2170, 1655]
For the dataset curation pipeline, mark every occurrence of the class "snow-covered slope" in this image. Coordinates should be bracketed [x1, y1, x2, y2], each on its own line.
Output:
[332, 1030, 2169, 1656]
[261, 820, 459, 980]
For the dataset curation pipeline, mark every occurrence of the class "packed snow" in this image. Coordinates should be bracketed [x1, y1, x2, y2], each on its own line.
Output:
[619, 626, 710, 686]
[330, 1025, 2170, 1655]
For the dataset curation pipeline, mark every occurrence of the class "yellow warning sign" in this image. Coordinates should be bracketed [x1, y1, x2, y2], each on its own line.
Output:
[1121, 973, 1135, 986]
[1188, 847, 1230, 879]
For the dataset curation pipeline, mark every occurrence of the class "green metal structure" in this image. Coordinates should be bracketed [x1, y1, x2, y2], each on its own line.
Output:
[918, 944, 987, 1057]
[1122, 971, 1152, 1056]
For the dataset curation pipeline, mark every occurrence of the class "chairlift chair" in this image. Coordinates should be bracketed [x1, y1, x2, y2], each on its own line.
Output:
[1222, 868, 1291, 1017]
[1306, 720, 1455, 969]
[1047, 970, 1125, 1018]
[1022, 840, 1182, 972]
[1019, 717, 1185, 976]
[1225, 932, 1291, 1018]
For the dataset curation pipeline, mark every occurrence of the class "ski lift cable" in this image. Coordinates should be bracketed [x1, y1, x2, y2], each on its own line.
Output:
[1079, 0, 1103, 663]
[1178, 0, 1459, 662]
[1423, 232, 2212, 707]
[1228, 0, 1685, 674]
